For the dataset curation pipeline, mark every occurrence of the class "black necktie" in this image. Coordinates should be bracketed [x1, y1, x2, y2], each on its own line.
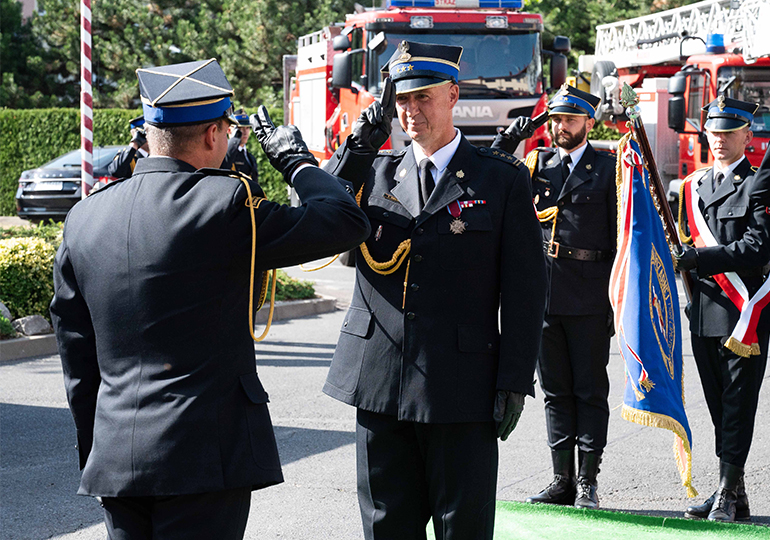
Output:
[713, 171, 724, 192]
[419, 158, 435, 210]
[561, 154, 572, 181]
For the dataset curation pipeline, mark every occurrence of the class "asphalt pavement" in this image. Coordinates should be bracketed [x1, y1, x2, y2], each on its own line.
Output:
[1, 260, 768, 539]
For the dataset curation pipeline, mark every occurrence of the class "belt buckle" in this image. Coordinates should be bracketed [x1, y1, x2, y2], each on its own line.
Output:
[547, 241, 560, 258]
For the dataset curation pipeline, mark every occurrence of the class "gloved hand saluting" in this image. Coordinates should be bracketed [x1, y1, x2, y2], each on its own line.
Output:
[493, 390, 526, 441]
[250, 106, 318, 185]
[130, 128, 147, 149]
[349, 77, 396, 153]
[491, 116, 535, 155]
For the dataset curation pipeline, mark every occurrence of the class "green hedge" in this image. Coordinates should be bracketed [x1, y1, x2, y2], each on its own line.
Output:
[0, 236, 57, 321]
[0, 106, 287, 216]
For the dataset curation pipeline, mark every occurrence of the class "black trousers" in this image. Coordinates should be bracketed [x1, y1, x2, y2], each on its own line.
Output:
[101, 487, 252, 540]
[690, 331, 768, 467]
[538, 313, 611, 454]
[356, 409, 498, 540]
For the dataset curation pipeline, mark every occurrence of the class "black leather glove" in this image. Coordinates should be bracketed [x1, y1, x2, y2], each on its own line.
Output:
[250, 105, 318, 185]
[493, 390, 525, 441]
[348, 77, 396, 153]
[130, 128, 147, 148]
[491, 116, 535, 155]
[674, 247, 698, 272]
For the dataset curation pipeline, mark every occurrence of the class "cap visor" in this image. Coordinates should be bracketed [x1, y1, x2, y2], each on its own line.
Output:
[548, 106, 590, 117]
[705, 117, 749, 132]
[393, 78, 452, 95]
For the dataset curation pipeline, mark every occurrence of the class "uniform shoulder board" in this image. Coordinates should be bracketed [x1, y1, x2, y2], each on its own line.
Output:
[683, 166, 710, 184]
[196, 167, 251, 182]
[477, 146, 523, 168]
[533, 146, 556, 154]
[87, 177, 127, 196]
[378, 148, 406, 157]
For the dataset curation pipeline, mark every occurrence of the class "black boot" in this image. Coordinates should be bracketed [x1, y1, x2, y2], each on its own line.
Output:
[526, 449, 576, 505]
[708, 462, 742, 522]
[574, 451, 601, 509]
[686, 475, 750, 520]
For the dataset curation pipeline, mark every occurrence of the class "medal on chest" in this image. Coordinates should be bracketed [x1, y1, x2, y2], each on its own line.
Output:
[447, 200, 486, 234]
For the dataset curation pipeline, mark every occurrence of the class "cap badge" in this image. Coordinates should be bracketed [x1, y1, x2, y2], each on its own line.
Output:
[586, 164, 592, 170]
[718, 94, 726, 111]
[398, 41, 410, 53]
[456, 170, 465, 179]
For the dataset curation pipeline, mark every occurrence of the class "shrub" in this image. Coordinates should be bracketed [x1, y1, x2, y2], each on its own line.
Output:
[0, 220, 63, 250]
[267, 269, 316, 301]
[0, 237, 56, 321]
[0, 315, 17, 339]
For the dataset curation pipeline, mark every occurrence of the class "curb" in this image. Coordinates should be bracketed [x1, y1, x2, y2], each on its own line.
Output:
[0, 334, 58, 363]
[0, 296, 338, 363]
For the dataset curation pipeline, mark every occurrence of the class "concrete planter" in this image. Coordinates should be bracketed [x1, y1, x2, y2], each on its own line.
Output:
[0, 295, 337, 363]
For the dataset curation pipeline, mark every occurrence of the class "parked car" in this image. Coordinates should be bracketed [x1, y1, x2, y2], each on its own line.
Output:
[15, 146, 123, 223]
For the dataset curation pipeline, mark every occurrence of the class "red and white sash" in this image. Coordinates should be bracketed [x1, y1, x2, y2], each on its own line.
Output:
[682, 176, 770, 357]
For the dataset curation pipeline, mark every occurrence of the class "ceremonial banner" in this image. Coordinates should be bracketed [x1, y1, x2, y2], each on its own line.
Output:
[609, 134, 697, 497]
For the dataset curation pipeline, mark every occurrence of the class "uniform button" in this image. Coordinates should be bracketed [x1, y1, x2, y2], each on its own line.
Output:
[554, 235, 561, 242]
[344, 321, 348, 327]
[383, 211, 390, 218]
[406, 312, 416, 320]
[558, 201, 564, 207]
[487, 343, 493, 350]
[705, 215, 710, 220]
[413, 254, 423, 262]
[416, 228, 424, 235]
[728, 211, 733, 216]
[556, 217, 562, 223]
[410, 283, 419, 291]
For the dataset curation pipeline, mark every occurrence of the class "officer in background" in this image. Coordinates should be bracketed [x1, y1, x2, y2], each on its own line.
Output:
[676, 97, 770, 522]
[492, 85, 617, 510]
[322, 41, 547, 540]
[222, 108, 261, 184]
[50, 59, 369, 540]
[107, 115, 148, 179]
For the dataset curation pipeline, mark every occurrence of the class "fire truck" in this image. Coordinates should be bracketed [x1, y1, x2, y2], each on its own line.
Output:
[580, 0, 770, 184]
[284, 0, 570, 164]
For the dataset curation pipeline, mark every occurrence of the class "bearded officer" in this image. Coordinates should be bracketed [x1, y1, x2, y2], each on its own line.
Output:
[492, 85, 617, 510]
[675, 96, 770, 522]
[107, 115, 149, 179]
[50, 58, 369, 540]
[321, 41, 547, 540]
[222, 108, 261, 185]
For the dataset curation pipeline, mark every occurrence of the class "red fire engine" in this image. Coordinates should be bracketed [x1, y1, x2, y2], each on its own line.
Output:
[581, 0, 770, 182]
[284, 0, 570, 163]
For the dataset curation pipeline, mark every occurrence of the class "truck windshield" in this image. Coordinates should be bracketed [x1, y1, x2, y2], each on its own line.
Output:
[719, 66, 770, 136]
[369, 33, 541, 98]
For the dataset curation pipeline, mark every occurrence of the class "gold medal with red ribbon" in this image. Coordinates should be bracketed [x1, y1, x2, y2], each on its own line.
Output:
[447, 200, 486, 235]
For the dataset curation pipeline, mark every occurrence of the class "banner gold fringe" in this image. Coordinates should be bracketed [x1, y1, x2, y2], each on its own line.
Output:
[622, 405, 698, 498]
[724, 336, 760, 358]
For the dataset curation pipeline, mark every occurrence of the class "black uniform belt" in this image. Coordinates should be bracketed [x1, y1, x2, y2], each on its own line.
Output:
[544, 241, 615, 261]
[704, 267, 765, 281]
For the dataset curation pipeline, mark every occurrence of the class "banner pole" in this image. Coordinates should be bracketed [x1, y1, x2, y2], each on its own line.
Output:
[80, 0, 93, 199]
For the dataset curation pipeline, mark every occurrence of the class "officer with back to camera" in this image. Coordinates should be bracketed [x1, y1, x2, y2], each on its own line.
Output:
[322, 40, 547, 540]
[492, 84, 617, 510]
[675, 96, 770, 522]
[107, 115, 149, 179]
[50, 58, 370, 540]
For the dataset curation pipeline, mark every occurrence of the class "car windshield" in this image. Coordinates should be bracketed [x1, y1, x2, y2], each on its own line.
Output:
[718, 66, 770, 136]
[370, 32, 542, 98]
[43, 147, 121, 169]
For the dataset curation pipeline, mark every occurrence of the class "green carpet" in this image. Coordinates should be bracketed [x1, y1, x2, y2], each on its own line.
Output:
[427, 501, 769, 539]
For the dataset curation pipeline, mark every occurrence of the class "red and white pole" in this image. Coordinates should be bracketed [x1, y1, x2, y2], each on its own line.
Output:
[80, 0, 93, 199]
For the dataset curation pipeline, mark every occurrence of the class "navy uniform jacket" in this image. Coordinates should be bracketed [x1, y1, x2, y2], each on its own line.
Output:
[679, 155, 770, 336]
[222, 137, 259, 183]
[50, 157, 370, 497]
[529, 144, 617, 316]
[107, 146, 144, 179]
[322, 137, 547, 423]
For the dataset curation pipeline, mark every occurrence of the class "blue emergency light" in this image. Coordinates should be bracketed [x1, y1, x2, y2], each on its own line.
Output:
[388, 0, 524, 8]
[706, 33, 726, 54]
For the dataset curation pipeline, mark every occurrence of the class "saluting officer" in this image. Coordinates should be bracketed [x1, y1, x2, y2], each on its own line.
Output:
[493, 85, 617, 509]
[322, 41, 547, 540]
[675, 97, 770, 522]
[221, 108, 261, 185]
[50, 59, 369, 540]
[107, 115, 148, 179]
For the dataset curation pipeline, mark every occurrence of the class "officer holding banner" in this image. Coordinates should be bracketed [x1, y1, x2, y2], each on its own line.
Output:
[322, 41, 546, 539]
[51, 58, 369, 540]
[675, 96, 770, 522]
[492, 85, 617, 510]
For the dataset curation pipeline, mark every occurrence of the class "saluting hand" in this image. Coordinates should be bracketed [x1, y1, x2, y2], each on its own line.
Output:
[494, 390, 526, 441]
[349, 77, 396, 153]
[250, 105, 318, 185]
